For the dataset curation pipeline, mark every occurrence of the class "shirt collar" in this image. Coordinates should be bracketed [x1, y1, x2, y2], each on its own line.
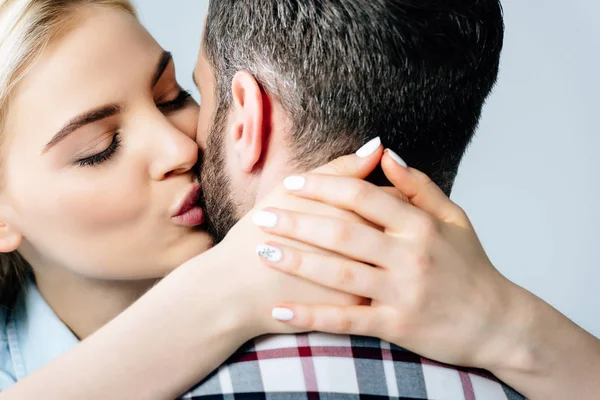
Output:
[7, 279, 79, 380]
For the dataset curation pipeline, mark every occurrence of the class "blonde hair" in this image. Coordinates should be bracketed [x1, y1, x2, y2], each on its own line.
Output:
[0, 0, 136, 308]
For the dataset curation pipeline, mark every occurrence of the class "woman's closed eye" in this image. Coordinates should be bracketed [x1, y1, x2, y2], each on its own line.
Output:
[156, 89, 193, 113]
[75, 132, 121, 167]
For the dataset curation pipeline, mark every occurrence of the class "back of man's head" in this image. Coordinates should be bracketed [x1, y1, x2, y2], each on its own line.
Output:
[204, 0, 504, 195]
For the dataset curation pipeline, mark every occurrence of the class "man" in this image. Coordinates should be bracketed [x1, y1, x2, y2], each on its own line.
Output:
[185, 0, 521, 398]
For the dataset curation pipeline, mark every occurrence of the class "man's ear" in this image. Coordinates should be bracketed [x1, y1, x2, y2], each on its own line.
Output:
[0, 220, 22, 253]
[230, 71, 266, 173]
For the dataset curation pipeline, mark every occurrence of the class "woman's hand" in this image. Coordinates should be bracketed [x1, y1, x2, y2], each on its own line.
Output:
[252, 149, 600, 399]
[202, 139, 385, 339]
[251, 149, 513, 366]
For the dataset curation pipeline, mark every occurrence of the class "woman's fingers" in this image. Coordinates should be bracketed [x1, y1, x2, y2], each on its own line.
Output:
[272, 304, 387, 338]
[311, 137, 384, 179]
[382, 150, 470, 227]
[279, 173, 428, 234]
[257, 242, 387, 301]
[253, 208, 399, 267]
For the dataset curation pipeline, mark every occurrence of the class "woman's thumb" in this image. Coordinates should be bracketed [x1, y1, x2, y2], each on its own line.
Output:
[381, 149, 469, 226]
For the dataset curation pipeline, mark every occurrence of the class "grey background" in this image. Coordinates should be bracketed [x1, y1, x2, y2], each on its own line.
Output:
[133, 0, 600, 337]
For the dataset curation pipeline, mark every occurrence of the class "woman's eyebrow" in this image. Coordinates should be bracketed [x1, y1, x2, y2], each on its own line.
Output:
[152, 51, 173, 89]
[43, 104, 121, 153]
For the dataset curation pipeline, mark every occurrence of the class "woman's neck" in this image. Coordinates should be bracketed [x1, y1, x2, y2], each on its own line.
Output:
[33, 266, 157, 339]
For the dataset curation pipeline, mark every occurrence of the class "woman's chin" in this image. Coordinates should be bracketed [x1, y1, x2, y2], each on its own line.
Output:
[163, 231, 213, 270]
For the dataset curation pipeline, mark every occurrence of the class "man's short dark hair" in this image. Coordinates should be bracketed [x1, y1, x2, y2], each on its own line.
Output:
[204, 0, 504, 195]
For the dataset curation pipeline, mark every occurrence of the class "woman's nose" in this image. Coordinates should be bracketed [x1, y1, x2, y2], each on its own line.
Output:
[149, 124, 199, 181]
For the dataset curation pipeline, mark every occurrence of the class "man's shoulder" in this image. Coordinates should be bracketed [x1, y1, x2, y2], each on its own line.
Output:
[183, 333, 525, 400]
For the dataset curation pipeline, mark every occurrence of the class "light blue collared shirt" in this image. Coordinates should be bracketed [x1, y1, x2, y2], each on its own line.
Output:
[0, 281, 78, 390]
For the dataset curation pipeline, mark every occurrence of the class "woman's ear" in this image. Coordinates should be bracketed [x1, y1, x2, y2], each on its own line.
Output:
[229, 71, 266, 173]
[0, 220, 22, 253]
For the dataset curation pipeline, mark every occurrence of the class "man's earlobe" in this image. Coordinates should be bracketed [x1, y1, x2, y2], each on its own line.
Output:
[0, 222, 22, 253]
[230, 71, 265, 173]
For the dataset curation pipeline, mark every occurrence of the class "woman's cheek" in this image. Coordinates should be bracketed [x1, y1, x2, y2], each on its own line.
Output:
[53, 178, 148, 230]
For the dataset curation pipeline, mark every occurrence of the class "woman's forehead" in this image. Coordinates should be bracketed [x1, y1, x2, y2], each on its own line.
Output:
[7, 7, 162, 145]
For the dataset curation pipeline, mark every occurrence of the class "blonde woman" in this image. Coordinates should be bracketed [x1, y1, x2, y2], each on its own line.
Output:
[0, 1, 378, 397]
[0, 1, 598, 400]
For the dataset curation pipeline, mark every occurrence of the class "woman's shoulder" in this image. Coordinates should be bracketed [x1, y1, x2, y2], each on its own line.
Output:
[0, 283, 79, 389]
[0, 301, 18, 346]
[0, 306, 18, 389]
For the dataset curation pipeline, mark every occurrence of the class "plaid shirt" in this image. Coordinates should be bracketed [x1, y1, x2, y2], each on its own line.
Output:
[182, 334, 525, 400]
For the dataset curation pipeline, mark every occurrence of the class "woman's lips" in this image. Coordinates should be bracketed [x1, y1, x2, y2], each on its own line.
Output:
[172, 184, 205, 227]
[173, 206, 205, 227]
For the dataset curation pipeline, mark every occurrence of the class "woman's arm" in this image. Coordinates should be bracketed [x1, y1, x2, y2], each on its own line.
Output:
[1, 251, 252, 400]
[0, 147, 384, 400]
[489, 284, 600, 399]
[256, 150, 600, 399]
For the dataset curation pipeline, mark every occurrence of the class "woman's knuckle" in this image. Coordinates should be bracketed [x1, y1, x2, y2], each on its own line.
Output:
[348, 182, 370, 204]
[334, 263, 356, 287]
[374, 235, 396, 258]
[303, 311, 317, 330]
[406, 249, 430, 275]
[414, 249, 433, 272]
[420, 216, 439, 237]
[335, 315, 353, 332]
[330, 222, 353, 245]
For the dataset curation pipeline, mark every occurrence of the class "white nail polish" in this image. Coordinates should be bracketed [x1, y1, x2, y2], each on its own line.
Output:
[386, 149, 408, 168]
[252, 211, 278, 228]
[283, 176, 306, 191]
[272, 307, 295, 321]
[256, 244, 283, 263]
[356, 137, 382, 158]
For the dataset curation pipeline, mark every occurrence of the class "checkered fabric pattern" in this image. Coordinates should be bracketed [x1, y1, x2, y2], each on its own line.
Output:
[181, 334, 525, 400]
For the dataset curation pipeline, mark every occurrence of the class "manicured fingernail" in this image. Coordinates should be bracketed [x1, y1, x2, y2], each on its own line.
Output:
[386, 149, 408, 168]
[356, 137, 381, 158]
[272, 307, 295, 321]
[256, 244, 283, 262]
[252, 210, 278, 228]
[283, 176, 306, 191]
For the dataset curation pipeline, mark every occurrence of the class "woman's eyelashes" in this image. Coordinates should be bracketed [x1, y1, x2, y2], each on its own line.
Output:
[157, 89, 192, 113]
[76, 133, 122, 167]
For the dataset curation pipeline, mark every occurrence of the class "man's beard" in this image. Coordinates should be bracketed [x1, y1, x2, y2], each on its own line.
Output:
[196, 109, 240, 245]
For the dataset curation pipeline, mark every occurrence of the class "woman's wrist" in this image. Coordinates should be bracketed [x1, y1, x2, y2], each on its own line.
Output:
[477, 279, 543, 375]
[476, 274, 600, 398]
[175, 246, 263, 343]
